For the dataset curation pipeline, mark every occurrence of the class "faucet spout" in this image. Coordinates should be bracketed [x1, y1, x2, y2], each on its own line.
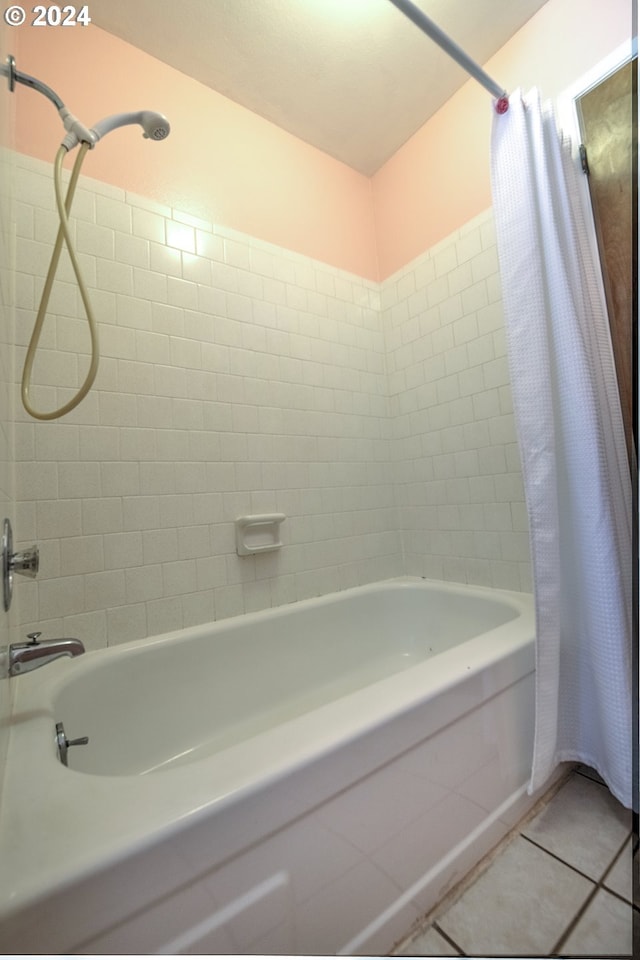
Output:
[9, 634, 85, 676]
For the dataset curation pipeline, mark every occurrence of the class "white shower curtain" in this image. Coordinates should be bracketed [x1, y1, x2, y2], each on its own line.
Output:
[490, 89, 633, 809]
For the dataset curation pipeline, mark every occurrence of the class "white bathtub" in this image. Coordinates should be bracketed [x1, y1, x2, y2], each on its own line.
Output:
[0, 577, 552, 954]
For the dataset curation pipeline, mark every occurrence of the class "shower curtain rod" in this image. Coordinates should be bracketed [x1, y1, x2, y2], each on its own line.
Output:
[387, 0, 509, 108]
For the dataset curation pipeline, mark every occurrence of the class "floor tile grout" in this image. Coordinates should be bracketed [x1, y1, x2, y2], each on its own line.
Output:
[599, 833, 636, 909]
[551, 882, 600, 954]
[390, 770, 578, 956]
[574, 766, 606, 786]
[530, 813, 634, 955]
[393, 770, 577, 952]
[602, 884, 638, 909]
[520, 828, 632, 891]
[534, 825, 634, 954]
[519, 833, 601, 885]
[392, 767, 633, 957]
[431, 921, 465, 956]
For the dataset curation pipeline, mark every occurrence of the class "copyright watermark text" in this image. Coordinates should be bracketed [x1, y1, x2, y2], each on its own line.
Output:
[4, 5, 91, 26]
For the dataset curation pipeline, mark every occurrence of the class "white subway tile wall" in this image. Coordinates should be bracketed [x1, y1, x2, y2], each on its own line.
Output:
[383, 210, 531, 592]
[11, 153, 530, 648]
[11, 153, 401, 647]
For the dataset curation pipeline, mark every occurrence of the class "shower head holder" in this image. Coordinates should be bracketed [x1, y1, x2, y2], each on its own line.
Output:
[59, 107, 97, 149]
[1, 56, 170, 151]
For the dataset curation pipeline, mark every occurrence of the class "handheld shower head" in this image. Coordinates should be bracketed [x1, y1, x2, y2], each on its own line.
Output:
[90, 110, 171, 143]
[139, 110, 171, 141]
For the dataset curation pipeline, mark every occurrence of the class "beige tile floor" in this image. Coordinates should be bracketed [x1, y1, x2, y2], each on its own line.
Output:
[394, 767, 637, 958]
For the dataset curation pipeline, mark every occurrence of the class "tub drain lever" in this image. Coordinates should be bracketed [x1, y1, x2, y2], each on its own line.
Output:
[55, 721, 89, 767]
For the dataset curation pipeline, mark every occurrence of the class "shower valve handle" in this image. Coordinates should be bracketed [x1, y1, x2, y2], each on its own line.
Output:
[10, 545, 39, 578]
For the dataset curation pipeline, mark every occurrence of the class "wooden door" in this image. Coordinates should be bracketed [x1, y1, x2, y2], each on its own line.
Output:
[577, 58, 636, 468]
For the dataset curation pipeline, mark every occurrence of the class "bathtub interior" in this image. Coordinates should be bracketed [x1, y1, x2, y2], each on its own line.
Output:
[52, 579, 522, 776]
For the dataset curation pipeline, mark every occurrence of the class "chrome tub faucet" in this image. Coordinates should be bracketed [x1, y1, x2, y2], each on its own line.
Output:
[9, 631, 85, 676]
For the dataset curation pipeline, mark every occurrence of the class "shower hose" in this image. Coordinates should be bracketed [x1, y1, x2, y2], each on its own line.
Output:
[21, 141, 99, 420]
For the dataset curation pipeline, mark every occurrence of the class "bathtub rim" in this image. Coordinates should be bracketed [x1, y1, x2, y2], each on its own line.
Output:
[0, 576, 535, 921]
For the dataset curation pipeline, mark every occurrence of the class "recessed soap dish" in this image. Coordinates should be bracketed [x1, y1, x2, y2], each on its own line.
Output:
[235, 514, 285, 556]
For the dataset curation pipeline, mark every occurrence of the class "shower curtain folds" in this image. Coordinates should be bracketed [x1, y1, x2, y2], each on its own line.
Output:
[490, 89, 633, 809]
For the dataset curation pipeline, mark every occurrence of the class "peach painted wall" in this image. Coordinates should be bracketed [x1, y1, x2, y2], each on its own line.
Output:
[373, 0, 633, 279]
[10, 0, 633, 281]
[12, 23, 378, 279]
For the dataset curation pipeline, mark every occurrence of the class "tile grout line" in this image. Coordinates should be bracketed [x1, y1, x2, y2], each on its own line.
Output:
[400, 776, 633, 958]
[574, 767, 607, 787]
[431, 921, 466, 956]
[549, 830, 635, 955]
[519, 832, 609, 886]
[550, 882, 601, 955]
[599, 833, 637, 911]
[389, 770, 576, 956]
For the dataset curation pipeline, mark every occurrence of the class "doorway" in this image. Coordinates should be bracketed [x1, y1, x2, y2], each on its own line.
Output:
[576, 57, 637, 467]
